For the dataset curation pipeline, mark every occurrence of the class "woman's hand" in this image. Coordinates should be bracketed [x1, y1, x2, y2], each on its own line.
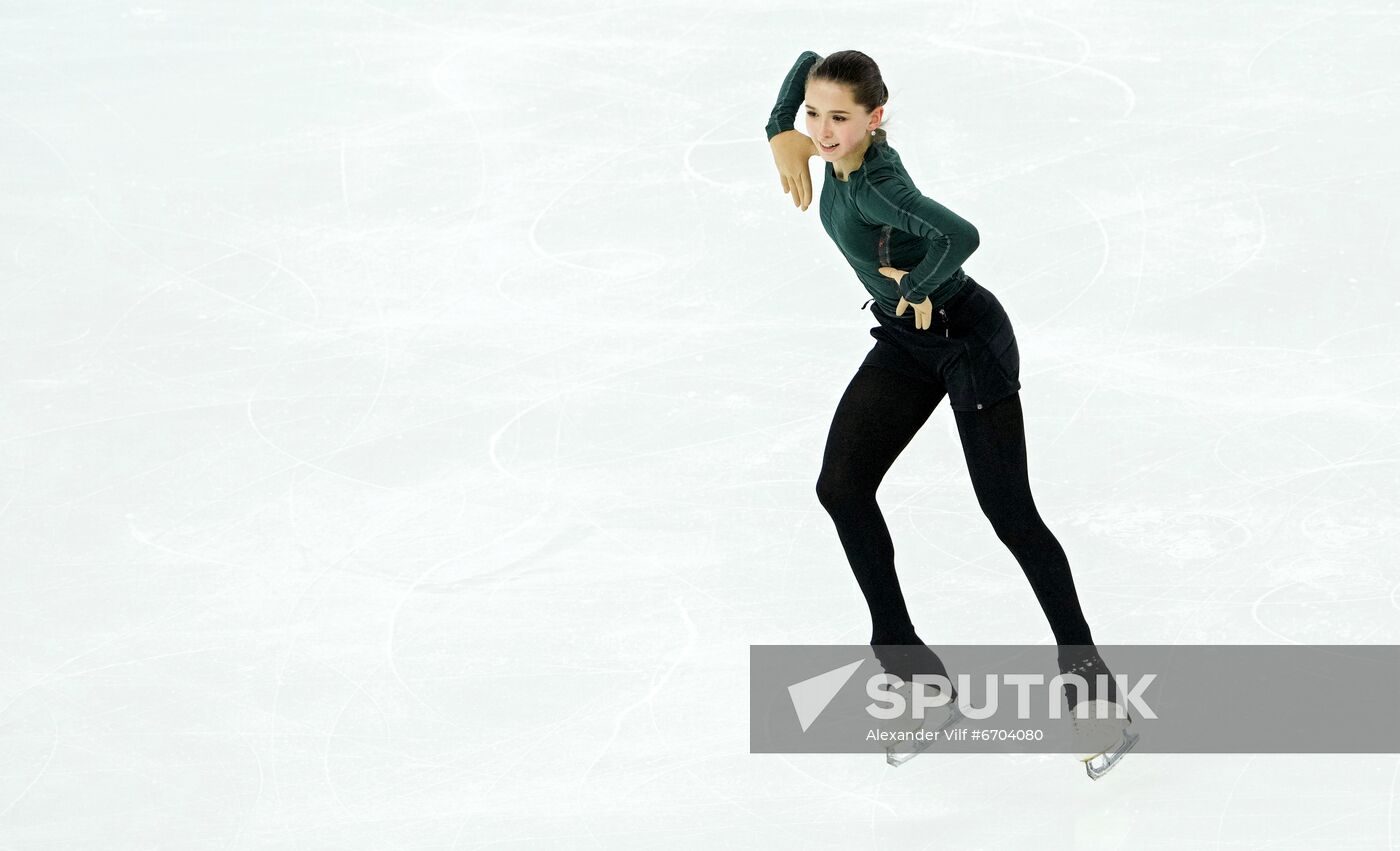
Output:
[769, 130, 819, 211]
[878, 267, 934, 330]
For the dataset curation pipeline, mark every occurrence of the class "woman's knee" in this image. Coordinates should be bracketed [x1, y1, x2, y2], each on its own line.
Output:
[982, 503, 1048, 549]
[816, 467, 873, 511]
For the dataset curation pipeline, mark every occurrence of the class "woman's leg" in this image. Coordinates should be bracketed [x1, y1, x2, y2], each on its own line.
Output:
[951, 391, 1095, 649]
[816, 364, 944, 645]
[954, 391, 1121, 711]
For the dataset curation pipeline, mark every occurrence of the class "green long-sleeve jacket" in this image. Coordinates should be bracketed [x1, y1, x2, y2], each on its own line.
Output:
[765, 50, 978, 312]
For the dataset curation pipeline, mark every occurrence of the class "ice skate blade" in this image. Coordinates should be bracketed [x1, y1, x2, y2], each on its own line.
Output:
[884, 705, 964, 767]
[1081, 729, 1139, 780]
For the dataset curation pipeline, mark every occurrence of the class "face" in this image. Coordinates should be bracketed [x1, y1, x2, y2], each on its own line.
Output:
[804, 79, 882, 160]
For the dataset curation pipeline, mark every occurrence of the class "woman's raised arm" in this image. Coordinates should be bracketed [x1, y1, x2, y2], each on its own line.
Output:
[764, 51, 823, 211]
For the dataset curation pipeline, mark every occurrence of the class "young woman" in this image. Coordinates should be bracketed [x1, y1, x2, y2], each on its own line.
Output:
[764, 50, 1135, 778]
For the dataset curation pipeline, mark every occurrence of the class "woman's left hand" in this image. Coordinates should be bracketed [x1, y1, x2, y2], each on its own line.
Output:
[878, 267, 933, 330]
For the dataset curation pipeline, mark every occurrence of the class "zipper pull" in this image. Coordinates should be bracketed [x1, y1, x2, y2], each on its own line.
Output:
[939, 308, 948, 337]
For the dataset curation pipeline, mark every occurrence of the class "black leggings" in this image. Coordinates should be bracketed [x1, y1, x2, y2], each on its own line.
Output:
[815, 364, 1095, 654]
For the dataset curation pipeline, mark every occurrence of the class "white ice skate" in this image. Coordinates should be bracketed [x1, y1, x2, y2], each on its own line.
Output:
[884, 682, 964, 767]
[1071, 698, 1139, 780]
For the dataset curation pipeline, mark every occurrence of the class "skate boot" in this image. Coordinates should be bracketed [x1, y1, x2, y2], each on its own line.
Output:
[1058, 647, 1139, 780]
[1072, 698, 1139, 780]
[884, 679, 964, 767]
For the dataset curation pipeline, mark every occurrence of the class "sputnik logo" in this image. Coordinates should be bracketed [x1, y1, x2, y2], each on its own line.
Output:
[787, 659, 864, 732]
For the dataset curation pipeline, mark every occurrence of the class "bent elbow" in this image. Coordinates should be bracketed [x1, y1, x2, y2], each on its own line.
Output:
[965, 226, 980, 251]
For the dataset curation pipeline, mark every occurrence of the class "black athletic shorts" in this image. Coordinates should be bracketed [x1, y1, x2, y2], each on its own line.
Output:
[860, 276, 1022, 412]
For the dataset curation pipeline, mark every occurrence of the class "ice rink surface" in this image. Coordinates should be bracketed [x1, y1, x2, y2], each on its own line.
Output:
[2, 1, 1399, 848]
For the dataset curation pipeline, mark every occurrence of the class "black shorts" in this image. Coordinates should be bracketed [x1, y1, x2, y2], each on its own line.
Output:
[860, 276, 1022, 412]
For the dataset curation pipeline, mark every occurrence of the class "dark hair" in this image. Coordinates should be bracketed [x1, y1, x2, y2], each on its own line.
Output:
[807, 50, 890, 145]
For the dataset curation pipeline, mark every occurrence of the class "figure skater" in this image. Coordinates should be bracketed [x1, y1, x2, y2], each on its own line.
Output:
[764, 50, 1136, 778]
